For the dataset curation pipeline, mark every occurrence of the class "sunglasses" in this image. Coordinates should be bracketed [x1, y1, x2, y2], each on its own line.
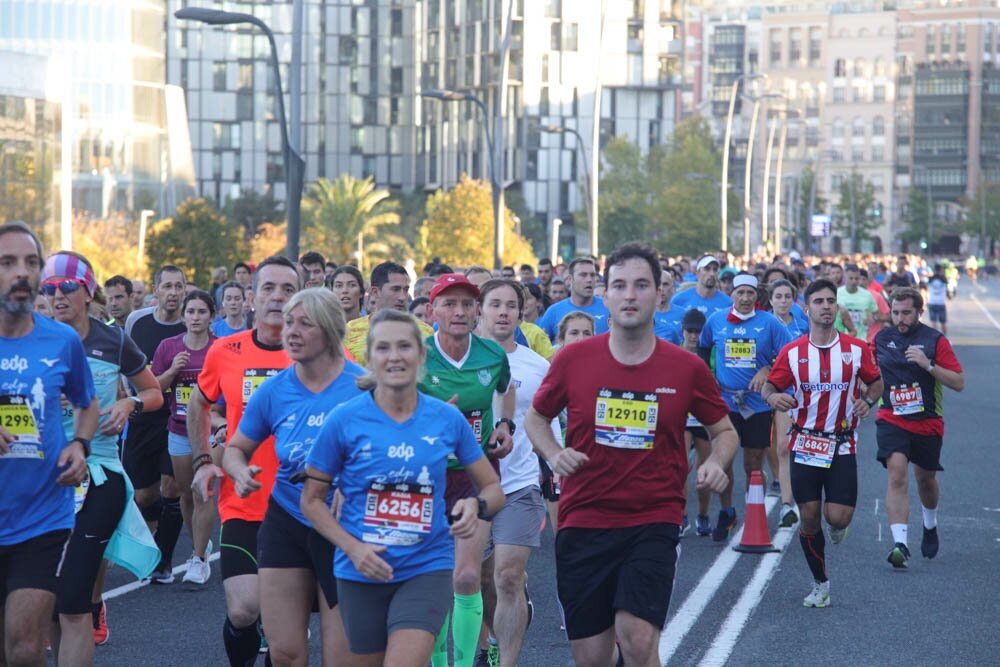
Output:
[41, 279, 88, 296]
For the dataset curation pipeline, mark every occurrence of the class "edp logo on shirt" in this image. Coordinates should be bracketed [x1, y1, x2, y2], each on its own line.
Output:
[387, 443, 415, 461]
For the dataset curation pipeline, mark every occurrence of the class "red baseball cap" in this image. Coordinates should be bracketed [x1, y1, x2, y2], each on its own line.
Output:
[429, 273, 480, 302]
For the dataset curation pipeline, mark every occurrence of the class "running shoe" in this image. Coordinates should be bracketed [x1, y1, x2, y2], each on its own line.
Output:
[680, 514, 690, 537]
[921, 526, 939, 559]
[768, 479, 781, 497]
[93, 601, 108, 646]
[712, 508, 737, 542]
[696, 514, 712, 536]
[887, 542, 911, 569]
[778, 504, 799, 528]
[829, 525, 849, 545]
[148, 564, 174, 585]
[182, 539, 213, 585]
[473, 643, 499, 667]
[802, 580, 830, 608]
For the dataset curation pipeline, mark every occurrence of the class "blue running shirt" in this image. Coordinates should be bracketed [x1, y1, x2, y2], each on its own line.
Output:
[0, 314, 96, 545]
[670, 288, 733, 317]
[238, 361, 365, 525]
[537, 297, 610, 340]
[307, 391, 483, 583]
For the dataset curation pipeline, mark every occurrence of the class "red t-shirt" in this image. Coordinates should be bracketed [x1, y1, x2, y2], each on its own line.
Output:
[197, 329, 291, 523]
[874, 335, 962, 436]
[533, 334, 730, 530]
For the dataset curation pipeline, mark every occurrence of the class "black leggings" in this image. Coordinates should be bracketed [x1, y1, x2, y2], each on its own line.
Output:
[56, 469, 127, 615]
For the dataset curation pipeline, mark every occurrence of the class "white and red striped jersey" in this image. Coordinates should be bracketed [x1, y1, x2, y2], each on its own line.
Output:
[767, 333, 880, 454]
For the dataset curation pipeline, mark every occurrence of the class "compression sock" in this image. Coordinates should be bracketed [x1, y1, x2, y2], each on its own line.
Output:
[922, 506, 938, 530]
[223, 616, 261, 667]
[430, 612, 451, 667]
[140, 497, 162, 524]
[154, 496, 183, 567]
[799, 529, 828, 583]
[890, 523, 908, 546]
[452, 593, 484, 667]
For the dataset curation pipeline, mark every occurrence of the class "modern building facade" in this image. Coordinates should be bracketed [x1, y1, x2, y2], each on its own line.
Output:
[0, 0, 193, 221]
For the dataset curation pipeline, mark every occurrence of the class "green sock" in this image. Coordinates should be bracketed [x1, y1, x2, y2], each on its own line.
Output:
[430, 612, 450, 667]
[452, 593, 483, 667]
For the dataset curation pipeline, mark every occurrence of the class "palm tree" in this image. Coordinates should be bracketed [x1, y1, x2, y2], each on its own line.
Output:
[302, 174, 411, 271]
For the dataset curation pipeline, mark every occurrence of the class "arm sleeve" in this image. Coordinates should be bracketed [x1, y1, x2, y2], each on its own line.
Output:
[196, 345, 224, 403]
[859, 342, 881, 384]
[496, 354, 512, 395]
[767, 347, 794, 391]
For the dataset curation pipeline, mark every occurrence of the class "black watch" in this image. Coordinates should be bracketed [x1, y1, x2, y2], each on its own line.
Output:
[71, 437, 91, 457]
[127, 396, 144, 420]
[477, 497, 493, 522]
[864, 395, 877, 408]
[495, 417, 516, 437]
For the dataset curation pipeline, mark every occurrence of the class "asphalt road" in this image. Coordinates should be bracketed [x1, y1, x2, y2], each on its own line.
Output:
[85, 275, 1000, 666]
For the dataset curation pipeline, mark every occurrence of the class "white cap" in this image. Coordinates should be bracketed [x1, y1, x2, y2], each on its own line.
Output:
[696, 255, 720, 271]
[732, 274, 759, 290]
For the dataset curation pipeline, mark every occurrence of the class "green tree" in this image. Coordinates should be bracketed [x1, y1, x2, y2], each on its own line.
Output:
[960, 182, 1000, 253]
[145, 198, 247, 287]
[301, 174, 410, 270]
[832, 169, 878, 253]
[223, 189, 284, 241]
[794, 165, 828, 252]
[899, 188, 931, 247]
[597, 138, 653, 252]
[420, 174, 537, 267]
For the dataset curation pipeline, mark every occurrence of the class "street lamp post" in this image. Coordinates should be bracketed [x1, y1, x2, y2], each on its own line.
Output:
[529, 124, 596, 258]
[742, 92, 782, 260]
[721, 73, 764, 253]
[175, 7, 306, 261]
[772, 110, 800, 254]
[421, 89, 503, 270]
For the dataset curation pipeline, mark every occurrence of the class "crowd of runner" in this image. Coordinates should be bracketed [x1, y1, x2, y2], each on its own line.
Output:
[0, 217, 972, 667]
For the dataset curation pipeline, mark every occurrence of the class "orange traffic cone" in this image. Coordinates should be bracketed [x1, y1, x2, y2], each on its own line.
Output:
[734, 470, 780, 553]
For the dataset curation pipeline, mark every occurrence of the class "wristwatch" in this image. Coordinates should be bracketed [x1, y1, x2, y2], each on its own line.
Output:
[476, 497, 494, 522]
[495, 417, 516, 437]
[926, 361, 935, 373]
[864, 395, 878, 408]
[127, 396, 144, 420]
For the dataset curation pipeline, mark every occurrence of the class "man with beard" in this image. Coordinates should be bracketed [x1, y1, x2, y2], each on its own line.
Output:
[0, 222, 98, 667]
[123, 265, 188, 582]
[874, 287, 964, 569]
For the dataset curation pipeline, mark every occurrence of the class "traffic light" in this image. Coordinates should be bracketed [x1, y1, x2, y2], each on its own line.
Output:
[873, 202, 882, 218]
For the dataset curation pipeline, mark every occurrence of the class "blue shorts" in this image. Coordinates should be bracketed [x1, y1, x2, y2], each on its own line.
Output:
[167, 431, 192, 457]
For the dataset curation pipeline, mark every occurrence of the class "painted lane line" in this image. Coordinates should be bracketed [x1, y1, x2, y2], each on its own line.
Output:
[697, 526, 796, 667]
[970, 293, 1000, 331]
[103, 551, 221, 601]
[658, 497, 778, 664]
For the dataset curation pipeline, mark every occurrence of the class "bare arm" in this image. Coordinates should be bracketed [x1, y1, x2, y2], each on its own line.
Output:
[188, 386, 223, 501]
[221, 430, 263, 498]
[58, 395, 101, 486]
[696, 415, 739, 493]
[487, 384, 518, 459]
[100, 368, 163, 436]
[525, 406, 588, 477]
[449, 456, 504, 538]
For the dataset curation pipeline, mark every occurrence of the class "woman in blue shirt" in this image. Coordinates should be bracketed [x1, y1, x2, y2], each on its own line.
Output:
[222, 287, 364, 667]
[302, 309, 503, 667]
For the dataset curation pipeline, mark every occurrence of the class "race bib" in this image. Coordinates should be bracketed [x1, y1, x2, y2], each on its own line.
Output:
[889, 383, 924, 416]
[242, 368, 279, 405]
[175, 384, 194, 418]
[594, 388, 658, 450]
[463, 409, 484, 444]
[363, 481, 434, 547]
[791, 431, 837, 468]
[0, 395, 42, 450]
[724, 338, 757, 369]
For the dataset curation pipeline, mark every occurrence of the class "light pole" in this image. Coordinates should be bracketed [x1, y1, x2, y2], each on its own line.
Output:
[530, 124, 596, 257]
[772, 109, 800, 254]
[914, 164, 933, 253]
[175, 7, 306, 261]
[742, 92, 782, 261]
[421, 89, 503, 270]
[721, 73, 765, 253]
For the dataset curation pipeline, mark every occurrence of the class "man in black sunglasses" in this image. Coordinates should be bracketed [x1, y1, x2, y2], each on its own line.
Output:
[0, 222, 99, 667]
[123, 264, 188, 584]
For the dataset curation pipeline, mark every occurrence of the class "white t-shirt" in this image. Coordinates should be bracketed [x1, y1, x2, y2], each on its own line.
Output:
[927, 276, 947, 307]
[495, 344, 561, 495]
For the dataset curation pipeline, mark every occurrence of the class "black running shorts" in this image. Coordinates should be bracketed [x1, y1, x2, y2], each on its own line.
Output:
[730, 410, 773, 449]
[0, 529, 71, 604]
[257, 498, 337, 608]
[122, 420, 172, 490]
[790, 453, 858, 507]
[876, 420, 944, 472]
[219, 519, 261, 580]
[555, 523, 680, 640]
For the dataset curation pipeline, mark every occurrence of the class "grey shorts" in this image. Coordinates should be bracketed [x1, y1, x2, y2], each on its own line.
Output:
[490, 485, 545, 549]
[337, 570, 452, 654]
[167, 431, 192, 457]
[928, 304, 946, 323]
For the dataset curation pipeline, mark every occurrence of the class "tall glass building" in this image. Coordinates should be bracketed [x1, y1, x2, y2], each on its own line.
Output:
[0, 0, 193, 218]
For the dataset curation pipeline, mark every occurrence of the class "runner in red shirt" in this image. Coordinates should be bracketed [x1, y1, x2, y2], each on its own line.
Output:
[763, 278, 883, 609]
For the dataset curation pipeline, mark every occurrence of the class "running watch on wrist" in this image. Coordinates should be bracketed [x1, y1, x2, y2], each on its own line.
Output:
[926, 361, 935, 373]
[476, 497, 493, 521]
[127, 396, 143, 420]
[864, 395, 877, 408]
[71, 437, 91, 457]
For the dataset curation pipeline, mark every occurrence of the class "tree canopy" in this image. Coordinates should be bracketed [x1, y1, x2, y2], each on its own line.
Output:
[145, 197, 247, 287]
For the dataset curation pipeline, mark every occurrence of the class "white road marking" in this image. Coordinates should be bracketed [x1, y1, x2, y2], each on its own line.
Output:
[658, 497, 778, 664]
[102, 551, 221, 601]
[970, 293, 1000, 331]
[697, 526, 796, 666]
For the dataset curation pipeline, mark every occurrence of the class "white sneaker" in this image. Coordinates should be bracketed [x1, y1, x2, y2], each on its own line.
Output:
[829, 525, 848, 545]
[182, 540, 213, 585]
[803, 580, 830, 608]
